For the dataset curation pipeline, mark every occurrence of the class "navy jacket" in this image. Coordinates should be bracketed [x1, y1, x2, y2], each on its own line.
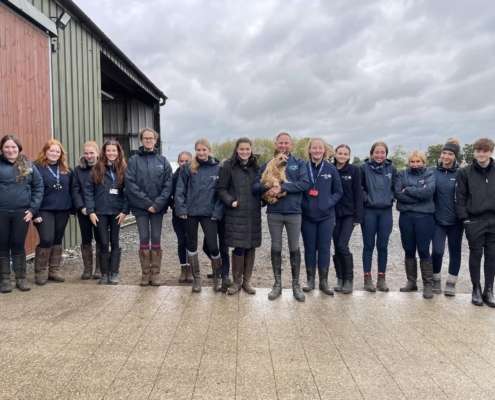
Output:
[360, 158, 397, 210]
[126, 147, 173, 217]
[252, 153, 310, 215]
[84, 164, 130, 215]
[35, 162, 74, 215]
[175, 157, 224, 220]
[334, 161, 363, 223]
[429, 162, 461, 225]
[72, 157, 95, 212]
[394, 166, 435, 217]
[301, 161, 343, 222]
[0, 154, 43, 215]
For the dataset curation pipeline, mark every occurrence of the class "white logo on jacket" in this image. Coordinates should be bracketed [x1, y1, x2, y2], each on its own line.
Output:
[321, 174, 332, 179]
[210, 175, 219, 180]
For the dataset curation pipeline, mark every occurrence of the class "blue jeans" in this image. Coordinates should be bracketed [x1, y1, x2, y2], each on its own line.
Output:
[361, 208, 393, 273]
[431, 223, 464, 275]
[398, 214, 435, 262]
[301, 216, 335, 269]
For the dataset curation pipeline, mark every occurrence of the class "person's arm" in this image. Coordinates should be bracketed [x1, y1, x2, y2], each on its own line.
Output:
[394, 171, 418, 204]
[125, 157, 153, 210]
[175, 166, 189, 217]
[71, 169, 85, 211]
[328, 165, 343, 207]
[151, 159, 173, 212]
[390, 165, 398, 203]
[29, 165, 44, 216]
[279, 160, 310, 193]
[84, 172, 96, 215]
[217, 163, 236, 207]
[252, 162, 267, 195]
[403, 170, 436, 200]
[353, 167, 364, 224]
[122, 187, 130, 215]
[455, 169, 469, 221]
[360, 163, 369, 203]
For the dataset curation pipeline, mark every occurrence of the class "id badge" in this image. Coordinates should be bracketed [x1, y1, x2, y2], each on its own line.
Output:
[109, 188, 119, 195]
[309, 189, 318, 197]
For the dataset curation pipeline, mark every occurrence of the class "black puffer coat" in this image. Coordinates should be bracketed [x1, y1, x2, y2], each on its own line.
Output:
[217, 157, 262, 248]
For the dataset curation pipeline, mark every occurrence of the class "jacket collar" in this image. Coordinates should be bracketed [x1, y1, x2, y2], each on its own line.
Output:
[473, 158, 494, 171]
[138, 146, 158, 156]
[436, 161, 459, 172]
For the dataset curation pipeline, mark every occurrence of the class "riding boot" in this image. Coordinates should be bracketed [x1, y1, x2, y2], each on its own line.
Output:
[178, 264, 187, 283]
[139, 250, 151, 286]
[400, 258, 418, 292]
[420, 260, 433, 299]
[108, 248, 121, 285]
[93, 244, 102, 279]
[0, 257, 12, 293]
[318, 268, 334, 295]
[333, 254, 343, 292]
[34, 246, 51, 286]
[363, 274, 376, 292]
[227, 252, 243, 295]
[12, 254, 30, 292]
[242, 248, 256, 294]
[81, 244, 93, 280]
[48, 245, 65, 282]
[472, 282, 483, 306]
[98, 252, 110, 285]
[150, 249, 162, 286]
[432, 273, 442, 294]
[482, 283, 495, 307]
[212, 254, 222, 292]
[189, 252, 201, 293]
[186, 263, 194, 283]
[290, 249, 305, 302]
[302, 266, 316, 292]
[268, 249, 282, 300]
[341, 254, 354, 294]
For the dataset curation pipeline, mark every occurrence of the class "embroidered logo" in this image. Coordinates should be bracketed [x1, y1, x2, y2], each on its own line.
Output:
[341, 175, 352, 181]
[157, 164, 164, 170]
[386, 173, 392, 179]
[289, 165, 298, 171]
[450, 178, 456, 181]
[419, 179, 424, 184]
[210, 175, 219, 180]
[321, 174, 332, 179]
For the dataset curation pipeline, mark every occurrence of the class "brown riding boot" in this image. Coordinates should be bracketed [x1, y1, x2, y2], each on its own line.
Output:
[212, 255, 222, 292]
[139, 250, 151, 286]
[242, 248, 256, 294]
[150, 250, 163, 286]
[178, 265, 187, 283]
[93, 244, 101, 279]
[186, 264, 194, 283]
[48, 245, 65, 282]
[35, 246, 51, 286]
[227, 252, 243, 295]
[81, 244, 93, 280]
[189, 252, 201, 293]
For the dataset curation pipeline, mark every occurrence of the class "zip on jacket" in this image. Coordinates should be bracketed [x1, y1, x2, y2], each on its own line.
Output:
[429, 162, 461, 225]
[360, 158, 397, 210]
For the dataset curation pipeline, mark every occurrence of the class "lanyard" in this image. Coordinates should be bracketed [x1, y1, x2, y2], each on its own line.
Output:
[308, 161, 323, 188]
[109, 168, 116, 188]
[47, 164, 60, 182]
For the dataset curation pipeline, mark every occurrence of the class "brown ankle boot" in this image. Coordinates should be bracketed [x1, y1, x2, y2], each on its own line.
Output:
[150, 250, 162, 286]
[48, 245, 65, 282]
[139, 250, 151, 286]
[186, 264, 194, 283]
[35, 246, 51, 285]
[80, 244, 93, 280]
[93, 244, 101, 279]
[178, 265, 187, 283]
[242, 248, 256, 294]
[227, 252, 243, 295]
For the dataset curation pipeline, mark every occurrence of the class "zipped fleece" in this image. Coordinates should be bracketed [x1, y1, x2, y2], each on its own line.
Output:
[334, 161, 363, 223]
[360, 158, 397, 210]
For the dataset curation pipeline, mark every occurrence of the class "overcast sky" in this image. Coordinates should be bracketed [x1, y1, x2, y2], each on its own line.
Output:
[78, 0, 495, 160]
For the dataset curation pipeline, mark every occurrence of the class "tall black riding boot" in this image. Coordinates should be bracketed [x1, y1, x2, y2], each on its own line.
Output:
[0, 257, 12, 293]
[302, 266, 316, 292]
[109, 248, 121, 285]
[98, 252, 110, 285]
[333, 254, 343, 292]
[341, 254, 354, 294]
[12, 254, 30, 291]
[268, 250, 282, 300]
[290, 249, 305, 302]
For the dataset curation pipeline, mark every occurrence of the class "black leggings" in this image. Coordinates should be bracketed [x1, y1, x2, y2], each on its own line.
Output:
[184, 216, 219, 256]
[96, 214, 120, 254]
[35, 210, 71, 248]
[172, 214, 187, 265]
[136, 213, 163, 248]
[77, 213, 101, 246]
[0, 211, 30, 257]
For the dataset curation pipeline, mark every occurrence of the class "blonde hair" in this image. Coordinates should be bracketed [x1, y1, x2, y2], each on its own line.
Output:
[445, 138, 461, 146]
[190, 138, 212, 174]
[83, 141, 99, 153]
[305, 138, 334, 161]
[408, 150, 426, 165]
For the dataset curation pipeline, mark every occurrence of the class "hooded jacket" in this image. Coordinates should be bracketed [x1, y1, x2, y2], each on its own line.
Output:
[334, 161, 363, 223]
[429, 162, 461, 225]
[72, 156, 96, 212]
[394, 166, 435, 217]
[125, 147, 173, 216]
[252, 153, 310, 215]
[360, 158, 397, 210]
[301, 160, 343, 222]
[0, 154, 43, 215]
[455, 158, 495, 221]
[175, 157, 224, 220]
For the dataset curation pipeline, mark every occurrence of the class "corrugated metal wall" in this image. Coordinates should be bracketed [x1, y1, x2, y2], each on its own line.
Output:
[0, 3, 52, 255]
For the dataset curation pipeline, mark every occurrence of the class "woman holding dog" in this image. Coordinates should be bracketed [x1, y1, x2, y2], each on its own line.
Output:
[175, 138, 224, 293]
[217, 137, 262, 295]
[301, 138, 343, 295]
[360, 142, 397, 292]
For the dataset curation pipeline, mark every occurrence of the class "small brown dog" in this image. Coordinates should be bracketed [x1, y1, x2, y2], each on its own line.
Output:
[260, 153, 289, 204]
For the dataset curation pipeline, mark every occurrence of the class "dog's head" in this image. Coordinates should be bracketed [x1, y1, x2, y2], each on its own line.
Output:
[273, 153, 288, 168]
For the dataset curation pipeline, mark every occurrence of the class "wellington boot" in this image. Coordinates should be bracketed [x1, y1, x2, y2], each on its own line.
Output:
[34, 246, 51, 286]
[444, 274, 457, 296]
[333, 254, 343, 292]
[342, 279, 353, 294]
[109, 272, 119, 285]
[363, 274, 376, 292]
[186, 264, 194, 283]
[0, 257, 11, 293]
[303, 266, 316, 292]
[483, 283, 495, 307]
[48, 245, 65, 282]
[139, 250, 151, 286]
[341, 254, 354, 294]
[227, 252, 243, 295]
[318, 268, 334, 295]
[376, 273, 389, 292]
[400, 258, 418, 292]
[150, 250, 162, 286]
[221, 277, 232, 293]
[189, 252, 202, 293]
[212, 254, 222, 292]
[290, 250, 305, 302]
[12, 254, 30, 292]
[242, 248, 256, 294]
[420, 260, 434, 299]
[98, 252, 110, 285]
[178, 265, 187, 283]
[81, 244, 93, 280]
[472, 283, 483, 306]
[93, 244, 102, 279]
[432, 273, 442, 294]
[268, 250, 282, 300]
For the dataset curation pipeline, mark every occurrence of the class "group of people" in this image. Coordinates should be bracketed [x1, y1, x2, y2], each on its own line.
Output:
[0, 131, 494, 308]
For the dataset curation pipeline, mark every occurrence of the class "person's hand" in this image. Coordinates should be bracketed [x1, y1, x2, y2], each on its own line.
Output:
[211, 217, 217, 221]
[402, 189, 406, 193]
[70, 214, 75, 218]
[264, 181, 274, 189]
[116, 213, 126, 226]
[231, 201, 238, 208]
[148, 206, 156, 213]
[81, 207, 87, 216]
[464, 220, 471, 224]
[268, 186, 282, 196]
[353, 222, 360, 226]
[90, 213, 98, 227]
[24, 211, 33, 222]
[33, 217, 42, 223]
[180, 215, 187, 219]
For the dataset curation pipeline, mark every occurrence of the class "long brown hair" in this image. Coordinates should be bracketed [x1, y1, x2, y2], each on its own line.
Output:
[228, 137, 260, 172]
[91, 141, 126, 188]
[1, 135, 30, 182]
[35, 139, 70, 173]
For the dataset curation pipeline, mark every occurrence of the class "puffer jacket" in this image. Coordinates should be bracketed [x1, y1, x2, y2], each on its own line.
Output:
[301, 160, 343, 222]
[394, 166, 435, 217]
[125, 147, 173, 216]
[360, 158, 397, 210]
[72, 156, 95, 212]
[175, 157, 224, 220]
[429, 162, 461, 225]
[84, 164, 130, 215]
[217, 157, 262, 248]
[0, 154, 43, 215]
[252, 153, 309, 214]
[334, 161, 363, 223]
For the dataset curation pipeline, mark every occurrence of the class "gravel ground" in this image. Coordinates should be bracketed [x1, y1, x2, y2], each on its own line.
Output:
[25, 210, 476, 293]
